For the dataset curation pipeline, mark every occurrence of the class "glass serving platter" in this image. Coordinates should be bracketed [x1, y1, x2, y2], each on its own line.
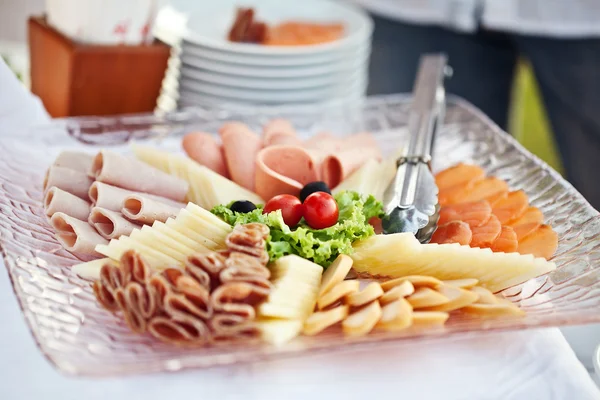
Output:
[2, 94, 600, 377]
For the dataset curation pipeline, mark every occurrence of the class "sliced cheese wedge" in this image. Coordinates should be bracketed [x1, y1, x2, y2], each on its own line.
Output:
[257, 319, 303, 346]
[351, 233, 556, 292]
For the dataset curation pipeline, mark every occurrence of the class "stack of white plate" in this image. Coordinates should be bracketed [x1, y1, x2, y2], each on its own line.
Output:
[153, 0, 373, 111]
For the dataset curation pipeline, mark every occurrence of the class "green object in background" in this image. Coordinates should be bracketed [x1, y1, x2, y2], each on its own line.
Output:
[509, 61, 564, 175]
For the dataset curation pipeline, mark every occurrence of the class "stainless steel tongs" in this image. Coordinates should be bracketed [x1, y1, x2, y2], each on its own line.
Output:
[382, 54, 450, 242]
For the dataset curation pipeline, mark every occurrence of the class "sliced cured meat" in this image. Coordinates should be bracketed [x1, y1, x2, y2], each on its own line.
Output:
[182, 132, 229, 178]
[438, 181, 473, 207]
[303, 131, 338, 149]
[517, 224, 558, 260]
[263, 119, 296, 145]
[90, 151, 189, 202]
[220, 123, 262, 191]
[488, 225, 519, 253]
[437, 200, 492, 228]
[321, 146, 382, 189]
[266, 133, 302, 147]
[50, 212, 108, 255]
[44, 187, 90, 221]
[445, 177, 509, 206]
[486, 190, 508, 207]
[89, 207, 141, 240]
[122, 194, 183, 225]
[507, 206, 544, 241]
[435, 163, 485, 192]
[89, 182, 184, 212]
[470, 214, 502, 248]
[53, 150, 94, 173]
[255, 145, 320, 200]
[430, 221, 472, 245]
[44, 165, 93, 200]
[491, 190, 528, 224]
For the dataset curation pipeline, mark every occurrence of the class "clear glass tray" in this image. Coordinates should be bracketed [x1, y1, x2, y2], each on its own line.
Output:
[2, 94, 599, 377]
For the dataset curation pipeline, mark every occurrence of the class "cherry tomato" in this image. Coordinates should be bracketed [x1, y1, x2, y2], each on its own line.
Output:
[302, 192, 339, 229]
[263, 194, 303, 227]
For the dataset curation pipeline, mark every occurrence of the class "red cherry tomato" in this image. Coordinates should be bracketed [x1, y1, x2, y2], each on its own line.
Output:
[302, 192, 339, 229]
[263, 194, 303, 227]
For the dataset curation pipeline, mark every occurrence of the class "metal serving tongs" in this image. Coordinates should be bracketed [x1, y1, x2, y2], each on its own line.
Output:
[382, 54, 451, 242]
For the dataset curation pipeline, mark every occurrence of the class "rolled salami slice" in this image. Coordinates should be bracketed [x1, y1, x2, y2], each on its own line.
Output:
[44, 186, 91, 221]
[44, 166, 93, 200]
[53, 150, 94, 173]
[90, 151, 189, 202]
[255, 145, 320, 200]
[182, 132, 229, 177]
[50, 212, 108, 255]
[321, 146, 382, 189]
[122, 194, 183, 225]
[220, 122, 262, 191]
[89, 207, 141, 240]
[89, 182, 185, 213]
[263, 119, 295, 145]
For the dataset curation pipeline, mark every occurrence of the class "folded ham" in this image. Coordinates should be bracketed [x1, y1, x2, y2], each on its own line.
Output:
[263, 119, 297, 146]
[90, 150, 189, 202]
[321, 146, 382, 189]
[254, 145, 320, 200]
[220, 123, 262, 191]
[44, 186, 91, 221]
[44, 166, 93, 200]
[89, 207, 141, 240]
[122, 194, 183, 225]
[53, 150, 94, 173]
[89, 181, 184, 212]
[50, 212, 107, 255]
[182, 132, 229, 177]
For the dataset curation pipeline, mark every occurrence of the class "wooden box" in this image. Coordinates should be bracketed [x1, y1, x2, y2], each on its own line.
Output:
[28, 16, 170, 117]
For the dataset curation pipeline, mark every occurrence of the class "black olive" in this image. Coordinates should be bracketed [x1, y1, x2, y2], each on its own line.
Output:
[230, 200, 257, 213]
[300, 181, 331, 202]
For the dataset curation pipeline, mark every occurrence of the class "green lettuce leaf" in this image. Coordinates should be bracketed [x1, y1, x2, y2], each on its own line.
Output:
[210, 191, 383, 268]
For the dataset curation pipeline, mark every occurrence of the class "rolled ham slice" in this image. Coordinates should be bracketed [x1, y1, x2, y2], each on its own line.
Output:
[122, 194, 183, 225]
[255, 145, 320, 200]
[89, 207, 141, 240]
[44, 187, 90, 221]
[321, 146, 382, 189]
[43, 166, 93, 200]
[182, 132, 229, 177]
[50, 212, 108, 255]
[90, 150, 189, 202]
[53, 150, 94, 173]
[89, 182, 184, 212]
[303, 131, 341, 150]
[263, 119, 296, 146]
[220, 123, 262, 191]
[304, 132, 379, 154]
[266, 133, 302, 147]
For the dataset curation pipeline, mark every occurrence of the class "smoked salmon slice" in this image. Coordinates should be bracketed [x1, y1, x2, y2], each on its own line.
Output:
[486, 191, 508, 207]
[491, 190, 529, 224]
[470, 214, 502, 248]
[517, 224, 558, 260]
[446, 177, 509, 206]
[507, 206, 544, 241]
[430, 221, 472, 245]
[438, 200, 492, 228]
[489, 226, 519, 253]
[435, 163, 485, 192]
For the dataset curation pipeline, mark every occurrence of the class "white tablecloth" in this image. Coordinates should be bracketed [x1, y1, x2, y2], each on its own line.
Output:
[0, 59, 599, 400]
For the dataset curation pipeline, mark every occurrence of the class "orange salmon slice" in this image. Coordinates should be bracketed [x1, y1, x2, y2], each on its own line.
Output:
[446, 177, 509, 206]
[435, 163, 485, 192]
[517, 224, 558, 260]
[430, 221, 472, 245]
[492, 190, 529, 224]
[438, 200, 492, 228]
[488, 225, 519, 253]
[470, 214, 502, 248]
[508, 206, 544, 241]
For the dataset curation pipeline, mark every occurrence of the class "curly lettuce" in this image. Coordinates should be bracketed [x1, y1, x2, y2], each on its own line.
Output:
[211, 191, 383, 267]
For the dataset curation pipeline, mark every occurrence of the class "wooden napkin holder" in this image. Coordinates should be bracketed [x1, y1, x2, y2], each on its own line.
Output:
[28, 16, 171, 117]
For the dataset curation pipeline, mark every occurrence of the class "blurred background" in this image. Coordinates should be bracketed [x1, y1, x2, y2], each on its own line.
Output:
[0, 0, 597, 384]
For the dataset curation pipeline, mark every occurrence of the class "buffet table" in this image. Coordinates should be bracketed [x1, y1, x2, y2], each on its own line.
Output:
[0, 59, 599, 400]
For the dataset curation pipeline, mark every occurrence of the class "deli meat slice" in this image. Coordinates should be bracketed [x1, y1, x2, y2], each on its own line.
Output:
[182, 132, 229, 178]
[53, 150, 94, 173]
[90, 151, 189, 202]
[220, 123, 262, 190]
[89, 207, 141, 240]
[255, 145, 320, 200]
[122, 194, 183, 225]
[44, 186, 90, 221]
[321, 146, 382, 189]
[263, 119, 297, 146]
[44, 165, 93, 200]
[89, 182, 184, 211]
[50, 212, 108, 255]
